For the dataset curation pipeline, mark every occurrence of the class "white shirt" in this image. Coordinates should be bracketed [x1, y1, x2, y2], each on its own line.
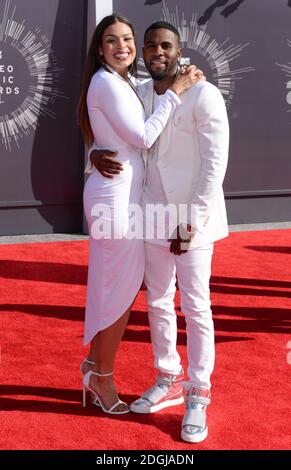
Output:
[143, 92, 168, 206]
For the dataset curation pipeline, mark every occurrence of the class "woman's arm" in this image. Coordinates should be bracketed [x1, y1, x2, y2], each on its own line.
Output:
[87, 72, 180, 149]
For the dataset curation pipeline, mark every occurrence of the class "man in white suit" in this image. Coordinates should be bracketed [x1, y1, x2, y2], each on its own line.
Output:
[89, 21, 229, 444]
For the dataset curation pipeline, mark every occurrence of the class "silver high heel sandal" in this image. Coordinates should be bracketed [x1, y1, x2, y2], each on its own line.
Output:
[80, 358, 95, 375]
[80, 358, 100, 406]
[83, 370, 130, 415]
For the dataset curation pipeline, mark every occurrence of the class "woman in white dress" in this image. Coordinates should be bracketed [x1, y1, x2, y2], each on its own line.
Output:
[78, 13, 198, 414]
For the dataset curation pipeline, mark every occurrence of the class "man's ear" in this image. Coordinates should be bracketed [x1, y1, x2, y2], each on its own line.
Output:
[176, 48, 182, 66]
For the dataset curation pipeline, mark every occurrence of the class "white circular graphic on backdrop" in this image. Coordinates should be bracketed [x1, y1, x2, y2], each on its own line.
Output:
[0, 0, 65, 151]
[138, 1, 254, 108]
[276, 39, 291, 111]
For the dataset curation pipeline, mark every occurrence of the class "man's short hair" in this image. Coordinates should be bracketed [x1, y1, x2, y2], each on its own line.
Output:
[144, 21, 181, 44]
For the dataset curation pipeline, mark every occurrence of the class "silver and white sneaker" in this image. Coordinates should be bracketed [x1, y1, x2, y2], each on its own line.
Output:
[181, 387, 211, 443]
[130, 369, 184, 414]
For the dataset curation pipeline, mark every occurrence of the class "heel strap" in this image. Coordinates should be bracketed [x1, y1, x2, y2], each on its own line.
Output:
[83, 369, 113, 389]
[83, 358, 95, 365]
[92, 371, 113, 377]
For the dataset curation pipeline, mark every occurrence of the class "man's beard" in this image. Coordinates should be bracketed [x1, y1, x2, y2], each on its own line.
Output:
[147, 68, 170, 81]
[146, 61, 178, 81]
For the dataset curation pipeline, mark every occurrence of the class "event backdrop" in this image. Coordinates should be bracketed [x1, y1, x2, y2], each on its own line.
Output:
[0, 0, 290, 235]
[113, 0, 291, 223]
[0, 0, 87, 235]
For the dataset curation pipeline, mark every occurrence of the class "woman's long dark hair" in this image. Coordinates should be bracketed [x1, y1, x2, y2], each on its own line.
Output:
[77, 14, 137, 146]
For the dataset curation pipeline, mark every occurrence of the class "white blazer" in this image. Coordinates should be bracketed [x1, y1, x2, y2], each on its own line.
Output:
[137, 79, 230, 248]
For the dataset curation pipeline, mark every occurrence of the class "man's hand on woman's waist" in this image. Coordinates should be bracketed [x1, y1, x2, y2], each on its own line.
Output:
[90, 149, 123, 178]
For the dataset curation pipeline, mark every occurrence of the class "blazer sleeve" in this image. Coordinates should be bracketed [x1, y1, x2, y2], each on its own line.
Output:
[188, 83, 229, 234]
[87, 73, 181, 150]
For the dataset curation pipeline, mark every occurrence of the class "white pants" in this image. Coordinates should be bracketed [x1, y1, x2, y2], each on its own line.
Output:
[144, 242, 214, 390]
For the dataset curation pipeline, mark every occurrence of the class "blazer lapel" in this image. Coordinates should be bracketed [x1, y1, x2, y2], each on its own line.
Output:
[157, 119, 172, 161]
[140, 80, 153, 119]
[138, 80, 153, 164]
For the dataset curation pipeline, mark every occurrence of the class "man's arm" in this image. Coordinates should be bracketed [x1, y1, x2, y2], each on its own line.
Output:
[169, 83, 229, 255]
[188, 83, 229, 234]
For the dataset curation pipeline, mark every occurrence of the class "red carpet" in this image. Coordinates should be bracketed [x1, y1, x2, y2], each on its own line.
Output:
[1, 230, 291, 450]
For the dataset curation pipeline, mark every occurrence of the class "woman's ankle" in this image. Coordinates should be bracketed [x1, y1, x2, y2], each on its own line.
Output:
[80, 358, 95, 375]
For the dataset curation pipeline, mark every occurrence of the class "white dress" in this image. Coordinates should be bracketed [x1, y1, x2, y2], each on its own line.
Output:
[83, 66, 181, 344]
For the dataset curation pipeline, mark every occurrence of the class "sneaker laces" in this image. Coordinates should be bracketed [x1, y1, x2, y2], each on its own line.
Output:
[156, 372, 182, 393]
